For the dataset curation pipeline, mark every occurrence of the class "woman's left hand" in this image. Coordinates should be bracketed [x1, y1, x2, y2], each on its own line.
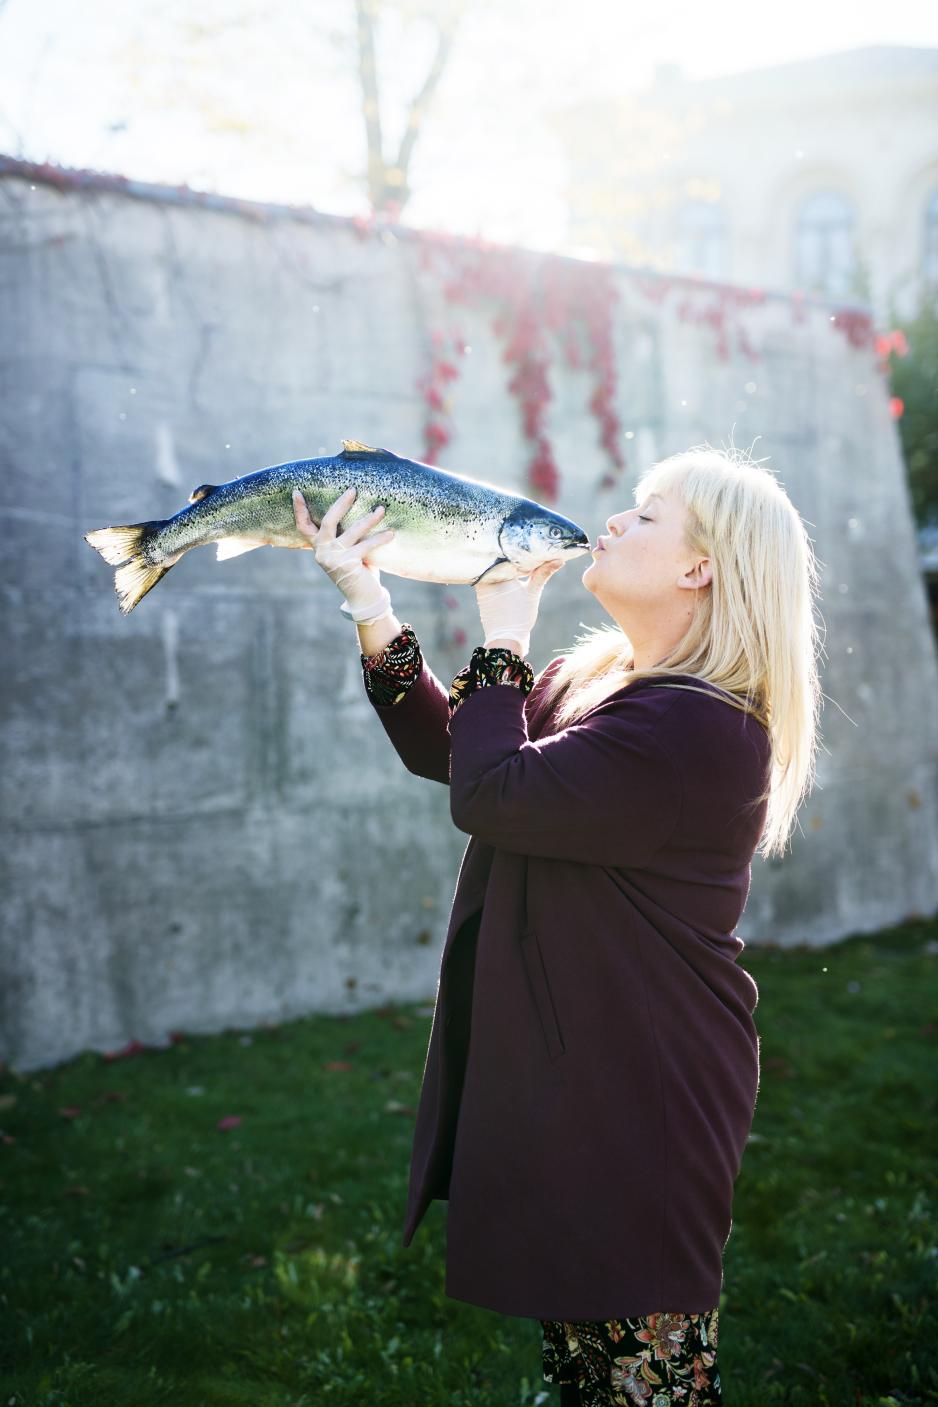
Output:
[474, 560, 564, 657]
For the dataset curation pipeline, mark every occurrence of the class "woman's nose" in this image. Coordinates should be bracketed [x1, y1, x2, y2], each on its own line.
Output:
[608, 505, 641, 533]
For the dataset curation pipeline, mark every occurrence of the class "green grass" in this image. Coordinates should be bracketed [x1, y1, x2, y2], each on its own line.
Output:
[1, 915, 936, 1407]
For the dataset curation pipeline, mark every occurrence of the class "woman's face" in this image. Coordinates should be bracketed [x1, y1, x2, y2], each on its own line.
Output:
[582, 490, 710, 619]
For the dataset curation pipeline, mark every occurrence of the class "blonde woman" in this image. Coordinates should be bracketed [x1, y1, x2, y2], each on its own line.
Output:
[293, 445, 822, 1407]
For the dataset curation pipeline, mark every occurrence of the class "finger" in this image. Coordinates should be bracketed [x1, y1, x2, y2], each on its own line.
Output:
[359, 527, 395, 550]
[361, 532, 394, 565]
[337, 503, 388, 548]
[347, 524, 394, 552]
[316, 486, 357, 542]
[292, 487, 314, 524]
[292, 488, 319, 539]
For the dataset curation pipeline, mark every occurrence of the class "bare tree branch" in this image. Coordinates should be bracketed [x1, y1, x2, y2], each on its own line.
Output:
[356, 0, 465, 219]
[392, 17, 458, 198]
[356, 0, 387, 211]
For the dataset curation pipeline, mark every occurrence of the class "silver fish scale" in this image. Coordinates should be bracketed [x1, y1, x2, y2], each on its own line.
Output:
[148, 445, 590, 587]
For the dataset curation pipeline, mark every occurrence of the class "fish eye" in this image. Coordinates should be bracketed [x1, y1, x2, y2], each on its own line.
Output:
[549, 526, 563, 537]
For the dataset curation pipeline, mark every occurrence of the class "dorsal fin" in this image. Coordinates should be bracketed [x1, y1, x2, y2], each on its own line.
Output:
[340, 439, 381, 455]
[339, 439, 401, 459]
[189, 483, 218, 504]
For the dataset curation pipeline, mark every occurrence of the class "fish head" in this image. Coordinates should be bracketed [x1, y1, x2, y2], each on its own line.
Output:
[498, 501, 592, 573]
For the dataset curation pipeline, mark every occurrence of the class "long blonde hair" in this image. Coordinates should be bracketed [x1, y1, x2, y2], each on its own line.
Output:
[540, 444, 824, 860]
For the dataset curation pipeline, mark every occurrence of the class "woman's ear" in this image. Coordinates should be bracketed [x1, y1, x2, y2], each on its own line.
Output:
[680, 558, 712, 590]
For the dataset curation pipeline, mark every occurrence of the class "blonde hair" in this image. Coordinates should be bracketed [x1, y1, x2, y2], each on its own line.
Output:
[540, 443, 824, 860]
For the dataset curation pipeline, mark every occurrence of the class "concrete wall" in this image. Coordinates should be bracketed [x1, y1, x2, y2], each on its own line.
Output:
[2, 161, 937, 1072]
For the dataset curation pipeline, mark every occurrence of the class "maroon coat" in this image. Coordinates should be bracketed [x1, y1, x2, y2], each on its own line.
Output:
[368, 647, 771, 1320]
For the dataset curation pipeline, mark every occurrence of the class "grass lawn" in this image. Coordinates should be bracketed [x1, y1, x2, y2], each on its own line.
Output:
[1, 915, 936, 1406]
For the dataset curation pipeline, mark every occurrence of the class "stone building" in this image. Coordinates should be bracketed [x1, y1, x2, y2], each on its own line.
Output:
[550, 46, 938, 323]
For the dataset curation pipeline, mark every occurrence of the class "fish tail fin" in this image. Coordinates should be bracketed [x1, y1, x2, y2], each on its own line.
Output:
[84, 521, 176, 614]
[111, 556, 176, 614]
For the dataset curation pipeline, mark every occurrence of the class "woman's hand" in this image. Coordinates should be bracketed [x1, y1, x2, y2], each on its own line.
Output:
[474, 560, 564, 657]
[292, 485, 396, 624]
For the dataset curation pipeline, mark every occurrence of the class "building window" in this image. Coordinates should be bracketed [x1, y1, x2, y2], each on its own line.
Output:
[675, 199, 728, 279]
[925, 190, 938, 286]
[793, 190, 858, 298]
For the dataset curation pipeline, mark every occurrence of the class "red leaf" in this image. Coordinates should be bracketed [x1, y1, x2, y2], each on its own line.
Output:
[216, 1115, 242, 1131]
[101, 1039, 148, 1062]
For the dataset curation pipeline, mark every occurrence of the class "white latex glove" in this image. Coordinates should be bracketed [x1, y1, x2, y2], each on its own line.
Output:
[474, 560, 564, 657]
[292, 486, 396, 624]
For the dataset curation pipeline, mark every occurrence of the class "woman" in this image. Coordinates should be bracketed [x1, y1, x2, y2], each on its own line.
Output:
[291, 445, 822, 1407]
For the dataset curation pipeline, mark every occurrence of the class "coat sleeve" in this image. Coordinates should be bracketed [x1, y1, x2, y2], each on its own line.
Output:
[367, 651, 566, 788]
[367, 655, 454, 785]
[447, 680, 684, 867]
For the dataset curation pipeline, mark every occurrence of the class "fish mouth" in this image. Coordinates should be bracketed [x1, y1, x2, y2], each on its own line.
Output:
[559, 525, 593, 554]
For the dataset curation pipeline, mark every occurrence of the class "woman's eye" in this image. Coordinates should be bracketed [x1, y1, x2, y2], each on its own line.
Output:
[638, 515, 651, 522]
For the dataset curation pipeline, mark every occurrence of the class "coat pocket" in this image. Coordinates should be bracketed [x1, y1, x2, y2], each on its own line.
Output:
[520, 929, 566, 1062]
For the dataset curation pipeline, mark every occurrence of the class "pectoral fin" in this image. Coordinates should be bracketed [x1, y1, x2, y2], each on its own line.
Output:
[216, 538, 263, 560]
[471, 557, 511, 586]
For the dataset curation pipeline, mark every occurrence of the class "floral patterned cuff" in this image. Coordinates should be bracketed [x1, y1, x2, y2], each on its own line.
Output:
[361, 623, 422, 707]
[448, 644, 535, 717]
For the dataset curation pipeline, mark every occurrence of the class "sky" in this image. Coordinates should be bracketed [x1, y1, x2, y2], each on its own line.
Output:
[2, 0, 937, 253]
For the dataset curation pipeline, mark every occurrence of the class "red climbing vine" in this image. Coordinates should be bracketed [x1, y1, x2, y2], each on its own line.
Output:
[412, 236, 627, 503]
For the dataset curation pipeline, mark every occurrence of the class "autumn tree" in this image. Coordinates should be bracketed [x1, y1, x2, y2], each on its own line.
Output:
[888, 288, 938, 530]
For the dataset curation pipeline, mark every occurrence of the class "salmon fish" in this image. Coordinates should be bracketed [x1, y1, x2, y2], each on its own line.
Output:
[84, 439, 593, 614]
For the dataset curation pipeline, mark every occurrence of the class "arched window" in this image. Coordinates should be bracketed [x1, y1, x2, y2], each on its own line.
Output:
[675, 199, 728, 279]
[793, 190, 857, 298]
[924, 190, 938, 286]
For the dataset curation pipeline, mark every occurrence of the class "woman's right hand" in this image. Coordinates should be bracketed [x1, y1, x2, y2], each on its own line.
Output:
[292, 485, 396, 623]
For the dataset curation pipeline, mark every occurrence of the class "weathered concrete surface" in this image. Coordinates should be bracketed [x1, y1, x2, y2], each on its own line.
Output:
[1, 163, 936, 1071]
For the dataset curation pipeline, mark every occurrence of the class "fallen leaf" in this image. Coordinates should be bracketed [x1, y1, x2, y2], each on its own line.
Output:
[57, 1106, 82, 1119]
[64, 1185, 91, 1197]
[217, 1115, 242, 1131]
[383, 1100, 416, 1116]
[324, 1060, 352, 1072]
[102, 1039, 152, 1062]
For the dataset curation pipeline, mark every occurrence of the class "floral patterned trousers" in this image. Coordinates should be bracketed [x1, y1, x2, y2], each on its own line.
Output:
[540, 1308, 721, 1406]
